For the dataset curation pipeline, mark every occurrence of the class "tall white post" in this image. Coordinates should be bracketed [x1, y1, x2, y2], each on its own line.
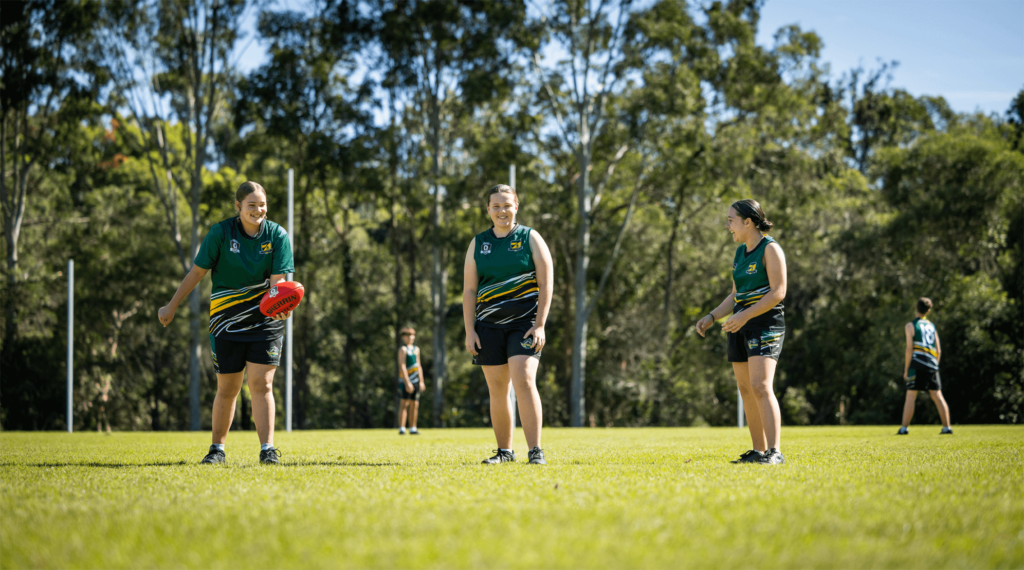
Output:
[286, 169, 294, 432]
[509, 164, 517, 430]
[67, 259, 74, 433]
[738, 388, 745, 429]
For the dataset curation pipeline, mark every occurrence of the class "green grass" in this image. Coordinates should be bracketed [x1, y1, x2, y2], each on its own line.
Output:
[1, 426, 1021, 569]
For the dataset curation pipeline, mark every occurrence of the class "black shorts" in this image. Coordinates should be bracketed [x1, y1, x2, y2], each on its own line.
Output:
[727, 328, 785, 363]
[472, 322, 542, 366]
[210, 334, 283, 375]
[906, 366, 941, 391]
[398, 381, 421, 401]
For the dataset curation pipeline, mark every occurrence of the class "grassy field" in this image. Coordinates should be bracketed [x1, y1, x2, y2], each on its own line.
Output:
[1, 426, 1021, 569]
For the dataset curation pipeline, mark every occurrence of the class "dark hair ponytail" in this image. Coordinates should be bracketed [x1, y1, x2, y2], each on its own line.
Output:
[731, 199, 773, 232]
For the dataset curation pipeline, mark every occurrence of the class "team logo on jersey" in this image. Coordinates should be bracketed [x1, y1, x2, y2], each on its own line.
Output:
[269, 286, 279, 298]
[745, 263, 757, 275]
[733, 263, 737, 270]
[481, 242, 492, 255]
[260, 241, 273, 254]
[267, 345, 280, 359]
[521, 337, 533, 349]
[509, 240, 523, 252]
[230, 239, 240, 253]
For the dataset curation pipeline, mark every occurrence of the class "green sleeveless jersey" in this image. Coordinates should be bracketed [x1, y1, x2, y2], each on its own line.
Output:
[474, 224, 538, 327]
[403, 345, 420, 383]
[194, 217, 294, 341]
[732, 236, 785, 330]
[911, 317, 939, 370]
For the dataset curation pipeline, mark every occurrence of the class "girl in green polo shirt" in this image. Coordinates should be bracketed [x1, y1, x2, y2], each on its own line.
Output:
[158, 181, 295, 465]
[462, 184, 554, 465]
[695, 199, 788, 465]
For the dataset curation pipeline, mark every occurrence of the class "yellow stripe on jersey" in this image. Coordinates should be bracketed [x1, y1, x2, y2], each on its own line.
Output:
[211, 290, 265, 315]
[914, 344, 939, 358]
[478, 279, 538, 303]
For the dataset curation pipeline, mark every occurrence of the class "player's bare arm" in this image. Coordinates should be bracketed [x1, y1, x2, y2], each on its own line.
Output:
[158, 265, 210, 327]
[462, 238, 481, 355]
[526, 230, 553, 352]
[904, 322, 914, 380]
[696, 282, 737, 337]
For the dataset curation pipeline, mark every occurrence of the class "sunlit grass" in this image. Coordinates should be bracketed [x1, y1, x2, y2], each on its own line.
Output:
[1, 426, 1021, 569]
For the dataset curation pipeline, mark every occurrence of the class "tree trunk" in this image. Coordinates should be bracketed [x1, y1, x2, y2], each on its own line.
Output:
[571, 147, 591, 427]
[428, 84, 447, 428]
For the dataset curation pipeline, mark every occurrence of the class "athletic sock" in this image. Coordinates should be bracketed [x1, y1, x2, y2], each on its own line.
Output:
[499, 448, 512, 453]
[212, 444, 225, 452]
[261, 443, 273, 451]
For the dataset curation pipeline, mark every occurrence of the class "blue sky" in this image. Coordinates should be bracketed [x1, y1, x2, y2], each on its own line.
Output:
[234, 0, 1023, 117]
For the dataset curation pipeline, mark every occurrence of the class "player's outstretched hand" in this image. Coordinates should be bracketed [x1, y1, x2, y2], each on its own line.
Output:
[524, 325, 545, 352]
[158, 305, 175, 327]
[271, 310, 292, 321]
[466, 331, 482, 355]
[695, 315, 713, 337]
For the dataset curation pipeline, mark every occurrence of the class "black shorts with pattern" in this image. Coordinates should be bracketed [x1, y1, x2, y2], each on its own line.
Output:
[727, 328, 785, 363]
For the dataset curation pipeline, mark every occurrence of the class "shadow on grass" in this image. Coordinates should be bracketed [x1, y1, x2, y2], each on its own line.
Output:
[3, 461, 191, 468]
[278, 461, 398, 467]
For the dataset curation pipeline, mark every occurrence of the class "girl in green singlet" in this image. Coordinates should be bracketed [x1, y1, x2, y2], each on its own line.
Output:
[158, 181, 295, 465]
[695, 199, 788, 465]
[462, 184, 554, 465]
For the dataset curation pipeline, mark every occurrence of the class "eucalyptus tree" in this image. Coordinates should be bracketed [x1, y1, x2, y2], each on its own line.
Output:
[0, 0, 106, 359]
[373, 0, 530, 426]
[99, 0, 247, 429]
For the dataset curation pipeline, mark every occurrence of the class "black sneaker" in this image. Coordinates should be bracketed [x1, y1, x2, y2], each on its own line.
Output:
[482, 449, 515, 464]
[730, 449, 765, 464]
[398, 429, 406, 435]
[201, 445, 225, 464]
[528, 447, 547, 465]
[759, 448, 785, 464]
[259, 447, 281, 464]
[897, 427, 909, 435]
[940, 427, 953, 435]
[410, 428, 419, 435]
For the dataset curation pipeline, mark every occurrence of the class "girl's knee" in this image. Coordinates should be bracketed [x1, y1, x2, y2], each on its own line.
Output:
[249, 380, 273, 396]
[750, 381, 773, 398]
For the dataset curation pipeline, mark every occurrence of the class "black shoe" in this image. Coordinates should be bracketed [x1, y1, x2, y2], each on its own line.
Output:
[730, 449, 765, 464]
[398, 429, 406, 435]
[897, 427, 909, 435]
[940, 427, 953, 435]
[201, 445, 225, 464]
[259, 447, 281, 464]
[528, 447, 547, 465]
[410, 428, 419, 435]
[759, 448, 785, 464]
[482, 449, 515, 464]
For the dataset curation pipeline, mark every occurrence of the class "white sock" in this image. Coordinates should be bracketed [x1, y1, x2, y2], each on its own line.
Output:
[261, 443, 273, 451]
[212, 444, 225, 452]
[500, 448, 512, 453]
[399, 427, 406, 432]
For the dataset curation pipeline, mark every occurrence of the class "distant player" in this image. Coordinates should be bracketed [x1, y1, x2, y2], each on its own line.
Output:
[695, 199, 787, 465]
[897, 297, 953, 435]
[397, 327, 423, 435]
[462, 184, 553, 465]
[158, 181, 295, 465]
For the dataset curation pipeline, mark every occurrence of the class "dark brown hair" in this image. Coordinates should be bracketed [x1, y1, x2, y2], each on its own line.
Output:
[731, 199, 773, 232]
[236, 181, 267, 203]
[487, 184, 519, 207]
[400, 327, 416, 336]
[917, 297, 933, 315]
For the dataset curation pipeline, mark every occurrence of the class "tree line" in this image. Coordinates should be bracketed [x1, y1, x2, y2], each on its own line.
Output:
[2, 0, 1021, 431]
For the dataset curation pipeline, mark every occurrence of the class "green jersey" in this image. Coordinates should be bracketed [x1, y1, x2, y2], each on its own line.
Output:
[911, 317, 939, 370]
[403, 345, 420, 383]
[194, 217, 294, 341]
[732, 236, 785, 330]
[474, 224, 538, 327]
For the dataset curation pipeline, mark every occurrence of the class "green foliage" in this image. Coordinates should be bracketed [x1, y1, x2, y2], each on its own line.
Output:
[1, 428, 1022, 568]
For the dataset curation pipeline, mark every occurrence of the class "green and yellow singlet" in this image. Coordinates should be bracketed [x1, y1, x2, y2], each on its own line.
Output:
[194, 217, 294, 341]
[732, 236, 785, 330]
[404, 345, 420, 383]
[911, 317, 939, 370]
[474, 224, 538, 327]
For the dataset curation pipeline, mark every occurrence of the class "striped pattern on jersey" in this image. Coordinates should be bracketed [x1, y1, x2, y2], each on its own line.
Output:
[734, 285, 771, 310]
[475, 272, 539, 324]
[209, 279, 274, 337]
[912, 318, 939, 370]
[404, 345, 420, 383]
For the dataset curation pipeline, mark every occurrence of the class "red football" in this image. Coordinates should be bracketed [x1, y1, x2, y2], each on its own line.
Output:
[260, 281, 304, 317]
